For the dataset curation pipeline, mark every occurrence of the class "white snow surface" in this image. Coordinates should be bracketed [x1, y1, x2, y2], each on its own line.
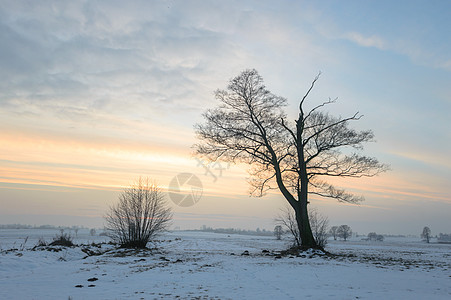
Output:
[0, 229, 450, 299]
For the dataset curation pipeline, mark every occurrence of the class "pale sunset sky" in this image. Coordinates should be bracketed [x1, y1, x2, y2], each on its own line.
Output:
[1, 0, 450, 235]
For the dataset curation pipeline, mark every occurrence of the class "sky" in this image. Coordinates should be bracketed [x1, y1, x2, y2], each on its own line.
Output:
[1, 0, 450, 235]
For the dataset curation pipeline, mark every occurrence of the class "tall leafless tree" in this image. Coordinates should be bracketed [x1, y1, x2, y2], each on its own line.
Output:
[195, 69, 388, 249]
[105, 178, 172, 248]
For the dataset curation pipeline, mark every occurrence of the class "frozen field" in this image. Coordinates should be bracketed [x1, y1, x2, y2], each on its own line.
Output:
[0, 229, 450, 299]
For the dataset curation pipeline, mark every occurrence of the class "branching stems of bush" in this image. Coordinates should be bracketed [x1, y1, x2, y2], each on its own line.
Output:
[105, 177, 173, 249]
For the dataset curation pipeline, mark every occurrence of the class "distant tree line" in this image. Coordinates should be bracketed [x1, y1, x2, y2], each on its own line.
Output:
[438, 233, 451, 243]
[420, 226, 451, 244]
[0, 224, 88, 230]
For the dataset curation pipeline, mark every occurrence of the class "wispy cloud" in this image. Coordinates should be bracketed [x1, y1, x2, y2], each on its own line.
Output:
[343, 32, 386, 50]
[0, 1, 250, 127]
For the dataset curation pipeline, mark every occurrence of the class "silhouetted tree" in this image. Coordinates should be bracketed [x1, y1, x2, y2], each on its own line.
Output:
[329, 226, 338, 240]
[421, 226, 431, 243]
[274, 225, 283, 240]
[195, 69, 388, 249]
[105, 178, 172, 248]
[337, 225, 352, 241]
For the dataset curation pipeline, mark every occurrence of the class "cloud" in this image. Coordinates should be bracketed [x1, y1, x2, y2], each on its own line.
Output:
[391, 151, 451, 170]
[0, 1, 242, 121]
[336, 29, 451, 72]
[0, 1, 330, 167]
[343, 32, 386, 50]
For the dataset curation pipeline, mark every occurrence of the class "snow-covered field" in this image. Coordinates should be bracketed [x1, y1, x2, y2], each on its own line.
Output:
[0, 229, 450, 299]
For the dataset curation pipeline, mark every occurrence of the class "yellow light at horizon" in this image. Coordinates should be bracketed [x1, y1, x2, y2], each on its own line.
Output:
[0, 130, 194, 191]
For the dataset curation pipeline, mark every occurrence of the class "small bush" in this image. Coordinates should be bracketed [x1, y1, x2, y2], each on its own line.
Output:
[50, 233, 74, 247]
[105, 178, 172, 249]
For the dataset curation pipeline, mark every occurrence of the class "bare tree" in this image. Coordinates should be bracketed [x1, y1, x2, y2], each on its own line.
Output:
[329, 226, 338, 240]
[195, 69, 388, 249]
[105, 178, 173, 248]
[274, 225, 283, 240]
[337, 225, 352, 241]
[421, 226, 431, 243]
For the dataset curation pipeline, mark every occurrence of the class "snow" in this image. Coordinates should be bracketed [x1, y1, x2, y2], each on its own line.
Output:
[0, 229, 450, 299]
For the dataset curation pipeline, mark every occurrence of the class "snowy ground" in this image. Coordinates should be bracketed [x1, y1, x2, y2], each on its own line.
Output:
[0, 229, 450, 299]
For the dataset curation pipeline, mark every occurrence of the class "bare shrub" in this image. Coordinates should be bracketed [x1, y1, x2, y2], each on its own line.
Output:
[36, 237, 47, 247]
[276, 206, 301, 247]
[50, 232, 74, 247]
[105, 177, 173, 248]
[276, 206, 329, 248]
[309, 209, 329, 248]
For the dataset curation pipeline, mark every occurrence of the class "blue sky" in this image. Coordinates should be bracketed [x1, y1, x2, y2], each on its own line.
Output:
[0, 0, 450, 235]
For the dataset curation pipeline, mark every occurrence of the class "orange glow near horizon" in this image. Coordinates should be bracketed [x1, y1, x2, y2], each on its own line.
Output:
[0, 129, 253, 199]
[2, 127, 449, 206]
[1, 121, 450, 234]
[0, 129, 194, 191]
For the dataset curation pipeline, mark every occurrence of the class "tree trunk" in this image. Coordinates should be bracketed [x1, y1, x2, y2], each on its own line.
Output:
[293, 113, 317, 249]
[294, 200, 317, 248]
